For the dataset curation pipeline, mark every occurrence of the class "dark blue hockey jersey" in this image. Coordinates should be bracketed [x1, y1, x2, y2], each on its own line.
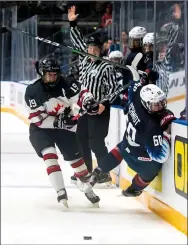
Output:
[121, 82, 170, 163]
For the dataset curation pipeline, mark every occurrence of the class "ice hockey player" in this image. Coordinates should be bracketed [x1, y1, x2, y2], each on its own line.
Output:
[125, 26, 147, 70]
[142, 33, 159, 83]
[143, 32, 154, 70]
[121, 26, 147, 85]
[88, 77, 176, 197]
[124, 29, 158, 86]
[109, 50, 124, 86]
[25, 57, 100, 207]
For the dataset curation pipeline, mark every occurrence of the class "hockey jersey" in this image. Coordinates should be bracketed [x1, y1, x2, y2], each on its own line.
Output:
[121, 82, 170, 163]
[25, 75, 81, 131]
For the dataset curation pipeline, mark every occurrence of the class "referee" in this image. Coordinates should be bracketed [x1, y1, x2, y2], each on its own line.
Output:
[68, 6, 118, 182]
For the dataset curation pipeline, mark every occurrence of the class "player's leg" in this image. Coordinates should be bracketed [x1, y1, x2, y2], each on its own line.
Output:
[29, 125, 68, 206]
[89, 143, 124, 186]
[76, 114, 93, 173]
[54, 129, 100, 204]
[88, 109, 112, 183]
[121, 150, 162, 196]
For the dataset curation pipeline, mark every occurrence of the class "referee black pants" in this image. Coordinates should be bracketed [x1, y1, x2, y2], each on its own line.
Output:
[76, 108, 110, 173]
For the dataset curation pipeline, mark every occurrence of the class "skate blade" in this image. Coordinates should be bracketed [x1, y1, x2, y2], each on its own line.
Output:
[71, 179, 77, 185]
[60, 199, 69, 208]
[92, 202, 100, 208]
[94, 182, 116, 189]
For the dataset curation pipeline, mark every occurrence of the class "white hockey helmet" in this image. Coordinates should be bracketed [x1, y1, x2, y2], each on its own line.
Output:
[140, 84, 167, 113]
[109, 50, 123, 59]
[129, 26, 147, 39]
[143, 33, 154, 45]
[129, 26, 146, 49]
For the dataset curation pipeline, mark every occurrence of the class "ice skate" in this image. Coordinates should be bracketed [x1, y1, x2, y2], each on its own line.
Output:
[85, 190, 100, 207]
[70, 175, 77, 185]
[122, 186, 142, 197]
[89, 168, 112, 187]
[97, 172, 112, 184]
[57, 188, 69, 208]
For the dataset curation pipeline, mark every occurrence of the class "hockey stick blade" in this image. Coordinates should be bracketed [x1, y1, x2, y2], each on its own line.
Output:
[126, 65, 140, 81]
[131, 53, 143, 70]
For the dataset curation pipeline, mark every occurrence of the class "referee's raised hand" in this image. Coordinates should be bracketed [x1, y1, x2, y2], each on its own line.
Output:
[68, 6, 79, 21]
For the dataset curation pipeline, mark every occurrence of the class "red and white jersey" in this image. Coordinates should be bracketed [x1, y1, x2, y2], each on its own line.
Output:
[25, 76, 81, 130]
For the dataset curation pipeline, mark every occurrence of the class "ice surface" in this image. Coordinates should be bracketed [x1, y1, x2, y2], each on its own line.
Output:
[1, 113, 187, 244]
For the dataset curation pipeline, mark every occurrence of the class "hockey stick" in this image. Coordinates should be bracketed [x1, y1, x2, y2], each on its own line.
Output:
[5, 26, 143, 73]
[131, 53, 143, 70]
[72, 64, 141, 120]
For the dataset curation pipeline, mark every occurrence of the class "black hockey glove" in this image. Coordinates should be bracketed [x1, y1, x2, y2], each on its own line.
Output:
[143, 69, 159, 84]
[160, 109, 176, 131]
[54, 107, 77, 131]
[147, 70, 159, 83]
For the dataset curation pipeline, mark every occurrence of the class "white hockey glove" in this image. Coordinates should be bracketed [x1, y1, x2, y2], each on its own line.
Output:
[81, 92, 99, 115]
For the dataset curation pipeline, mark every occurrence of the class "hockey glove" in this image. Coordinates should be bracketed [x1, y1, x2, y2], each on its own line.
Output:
[81, 92, 99, 115]
[145, 69, 159, 83]
[160, 109, 176, 130]
[54, 111, 77, 132]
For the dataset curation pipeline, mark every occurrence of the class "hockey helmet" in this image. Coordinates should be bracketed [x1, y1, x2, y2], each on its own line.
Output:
[140, 84, 167, 113]
[109, 50, 123, 63]
[129, 26, 147, 39]
[109, 50, 123, 59]
[143, 32, 155, 53]
[143, 33, 154, 45]
[39, 58, 61, 87]
[129, 26, 147, 49]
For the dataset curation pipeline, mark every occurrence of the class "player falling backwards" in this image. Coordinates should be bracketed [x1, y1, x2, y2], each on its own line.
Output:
[88, 68, 176, 197]
[25, 57, 100, 207]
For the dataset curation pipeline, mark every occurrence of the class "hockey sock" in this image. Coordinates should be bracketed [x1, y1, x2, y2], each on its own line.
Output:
[98, 146, 123, 173]
[42, 147, 65, 193]
[69, 157, 89, 178]
[131, 174, 151, 191]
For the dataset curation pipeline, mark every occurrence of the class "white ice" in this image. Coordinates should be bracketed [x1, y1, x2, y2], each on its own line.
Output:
[1, 112, 187, 244]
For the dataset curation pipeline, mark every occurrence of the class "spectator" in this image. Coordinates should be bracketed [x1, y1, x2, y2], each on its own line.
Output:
[121, 31, 130, 58]
[100, 4, 112, 28]
[109, 38, 121, 54]
[102, 38, 113, 56]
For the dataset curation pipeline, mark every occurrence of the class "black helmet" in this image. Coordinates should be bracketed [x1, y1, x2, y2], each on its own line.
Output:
[39, 58, 61, 87]
[86, 36, 102, 47]
[39, 58, 60, 74]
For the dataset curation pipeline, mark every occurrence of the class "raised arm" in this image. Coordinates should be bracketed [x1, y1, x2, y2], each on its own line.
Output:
[68, 6, 87, 54]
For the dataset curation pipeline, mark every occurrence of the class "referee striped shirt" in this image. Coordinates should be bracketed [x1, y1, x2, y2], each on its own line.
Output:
[70, 21, 118, 103]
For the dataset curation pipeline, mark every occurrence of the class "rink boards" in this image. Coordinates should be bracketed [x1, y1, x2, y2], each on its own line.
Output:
[0, 71, 187, 235]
